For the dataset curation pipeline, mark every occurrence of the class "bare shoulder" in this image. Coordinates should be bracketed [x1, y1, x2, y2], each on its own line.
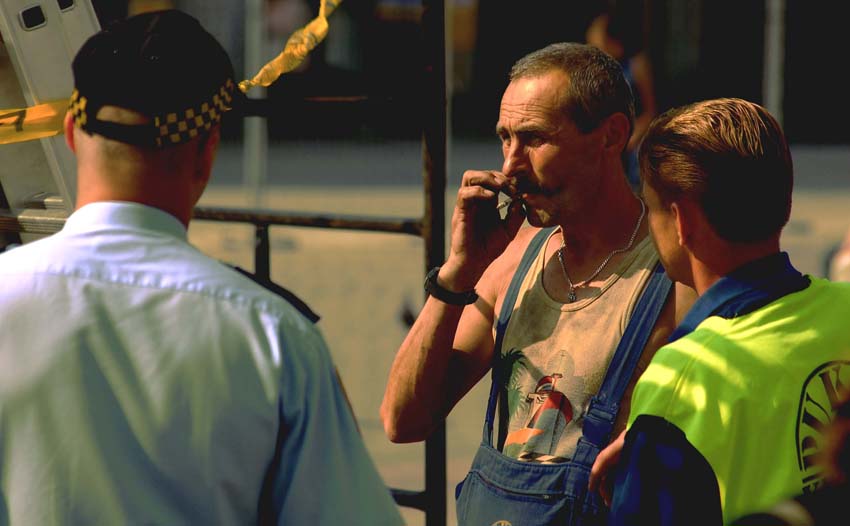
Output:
[614, 279, 697, 433]
[673, 282, 698, 325]
[644, 280, 696, 355]
[477, 226, 546, 305]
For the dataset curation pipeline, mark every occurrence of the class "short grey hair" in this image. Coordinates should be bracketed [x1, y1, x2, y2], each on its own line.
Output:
[510, 42, 635, 137]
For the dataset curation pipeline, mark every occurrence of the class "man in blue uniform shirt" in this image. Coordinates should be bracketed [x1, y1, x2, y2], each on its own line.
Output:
[0, 9, 402, 526]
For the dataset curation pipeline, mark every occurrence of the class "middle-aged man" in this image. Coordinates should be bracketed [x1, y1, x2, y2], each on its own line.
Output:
[381, 42, 694, 525]
[0, 10, 402, 526]
[597, 98, 850, 525]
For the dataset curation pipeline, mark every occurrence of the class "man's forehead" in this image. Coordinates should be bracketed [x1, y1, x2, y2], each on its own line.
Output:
[497, 71, 571, 131]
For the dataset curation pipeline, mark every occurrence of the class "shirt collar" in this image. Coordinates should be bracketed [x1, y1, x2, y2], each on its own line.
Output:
[62, 201, 188, 241]
[669, 252, 809, 343]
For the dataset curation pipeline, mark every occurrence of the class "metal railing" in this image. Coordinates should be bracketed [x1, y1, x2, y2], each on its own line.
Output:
[227, 3, 450, 522]
[200, 0, 451, 516]
[193, 204, 446, 525]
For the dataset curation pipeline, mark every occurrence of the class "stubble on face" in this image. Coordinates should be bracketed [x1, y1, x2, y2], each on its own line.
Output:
[497, 71, 590, 227]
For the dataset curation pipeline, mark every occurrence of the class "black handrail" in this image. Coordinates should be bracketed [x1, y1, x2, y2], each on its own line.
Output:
[420, 0, 448, 525]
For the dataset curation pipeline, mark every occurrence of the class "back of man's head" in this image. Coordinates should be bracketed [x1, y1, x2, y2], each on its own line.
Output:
[69, 9, 238, 150]
[639, 97, 793, 243]
[509, 42, 635, 139]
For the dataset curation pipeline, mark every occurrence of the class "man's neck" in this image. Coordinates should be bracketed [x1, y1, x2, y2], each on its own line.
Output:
[690, 239, 783, 295]
[75, 168, 194, 229]
[559, 188, 646, 267]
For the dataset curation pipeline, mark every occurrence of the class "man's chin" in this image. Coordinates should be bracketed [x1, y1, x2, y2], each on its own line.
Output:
[523, 209, 556, 228]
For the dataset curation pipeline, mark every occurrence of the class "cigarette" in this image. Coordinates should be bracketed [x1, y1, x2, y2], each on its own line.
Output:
[496, 198, 514, 211]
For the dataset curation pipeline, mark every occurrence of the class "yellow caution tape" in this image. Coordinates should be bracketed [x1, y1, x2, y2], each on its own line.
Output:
[239, 0, 342, 93]
[0, 99, 67, 145]
[1, 0, 341, 145]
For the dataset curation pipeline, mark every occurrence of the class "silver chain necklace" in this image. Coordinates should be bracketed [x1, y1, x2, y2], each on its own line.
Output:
[557, 199, 646, 303]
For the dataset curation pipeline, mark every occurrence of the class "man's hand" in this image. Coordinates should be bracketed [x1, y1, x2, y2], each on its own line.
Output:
[589, 429, 626, 506]
[440, 170, 526, 290]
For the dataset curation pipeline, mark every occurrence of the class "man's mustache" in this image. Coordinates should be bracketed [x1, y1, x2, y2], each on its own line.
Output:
[505, 177, 544, 196]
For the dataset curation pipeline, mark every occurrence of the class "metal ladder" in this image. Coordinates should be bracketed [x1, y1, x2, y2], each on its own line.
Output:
[0, 0, 100, 243]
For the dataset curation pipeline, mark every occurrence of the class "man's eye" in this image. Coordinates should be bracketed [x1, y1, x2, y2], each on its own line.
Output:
[526, 135, 545, 147]
[519, 132, 544, 146]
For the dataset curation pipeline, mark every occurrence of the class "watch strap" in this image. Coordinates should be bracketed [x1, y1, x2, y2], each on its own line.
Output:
[424, 266, 479, 305]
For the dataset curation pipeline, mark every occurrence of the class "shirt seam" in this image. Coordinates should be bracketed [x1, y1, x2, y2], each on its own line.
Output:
[3, 267, 293, 318]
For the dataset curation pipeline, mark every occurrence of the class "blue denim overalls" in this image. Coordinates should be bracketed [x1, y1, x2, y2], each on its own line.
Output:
[455, 227, 672, 526]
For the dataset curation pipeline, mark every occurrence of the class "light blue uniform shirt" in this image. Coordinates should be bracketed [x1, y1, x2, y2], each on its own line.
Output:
[0, 201, 402, 526]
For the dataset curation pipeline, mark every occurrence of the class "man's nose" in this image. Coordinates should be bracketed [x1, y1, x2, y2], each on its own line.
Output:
[502, 141, 527, 178]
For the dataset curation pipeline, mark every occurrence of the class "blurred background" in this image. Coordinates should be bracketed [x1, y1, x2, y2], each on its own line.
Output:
[92, 0, 850, 144]
[81, 1, 850, 524]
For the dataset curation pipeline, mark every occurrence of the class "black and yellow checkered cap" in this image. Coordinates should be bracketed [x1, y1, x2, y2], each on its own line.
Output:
[70, 9, 241, 148]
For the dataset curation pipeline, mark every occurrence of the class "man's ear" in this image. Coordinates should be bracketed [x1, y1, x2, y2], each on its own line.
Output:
[671, 199, 700, 249]
[63, 112, 76, 153]
[194, 126, 220, 184]
[602, 112, 630, 155]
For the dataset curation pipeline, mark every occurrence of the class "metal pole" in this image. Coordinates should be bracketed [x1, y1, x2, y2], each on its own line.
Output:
[763, 0, 785, 125]
[244, 0, 268, 208]
[422, 0, 448, 525]
[254, 224, 271, 282]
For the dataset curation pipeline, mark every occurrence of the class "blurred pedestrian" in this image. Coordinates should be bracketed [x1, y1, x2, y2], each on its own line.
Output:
[828, 229, 850, 282]
[586, 2, 657, 191]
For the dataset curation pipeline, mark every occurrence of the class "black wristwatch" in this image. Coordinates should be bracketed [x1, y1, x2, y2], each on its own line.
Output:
[424, 266, 479, 305]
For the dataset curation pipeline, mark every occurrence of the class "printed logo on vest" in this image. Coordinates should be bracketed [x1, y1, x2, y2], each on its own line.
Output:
[490, 521, 512, 526]
[796, 360, 850, 494]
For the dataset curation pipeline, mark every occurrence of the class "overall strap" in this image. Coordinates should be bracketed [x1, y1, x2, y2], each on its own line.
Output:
[482, 227, 556, 445]
[579, 262, 672, 450]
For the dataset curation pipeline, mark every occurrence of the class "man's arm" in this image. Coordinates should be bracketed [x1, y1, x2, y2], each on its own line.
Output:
[379, 276, 497, 443]
[380, 169, 527, 443]
[637, 280, 698, 364]
[266, 319, 403, 525]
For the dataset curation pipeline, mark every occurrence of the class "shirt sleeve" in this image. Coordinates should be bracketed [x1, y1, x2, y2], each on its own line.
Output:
[607, 414, 723, 526]
[259, 317, 403, 526]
